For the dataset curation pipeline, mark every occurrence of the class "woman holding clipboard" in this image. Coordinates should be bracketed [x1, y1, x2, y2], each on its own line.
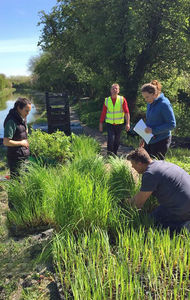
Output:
[140, 80, 176, 160]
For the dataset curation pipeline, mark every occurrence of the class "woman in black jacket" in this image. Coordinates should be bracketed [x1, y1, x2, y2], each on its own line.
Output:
[3, 97, 32, 178]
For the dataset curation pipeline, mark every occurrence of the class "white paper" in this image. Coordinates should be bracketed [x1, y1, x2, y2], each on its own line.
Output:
[133, 119, 154, 144]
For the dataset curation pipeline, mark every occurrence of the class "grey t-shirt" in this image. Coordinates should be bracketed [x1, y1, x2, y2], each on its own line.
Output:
[141, 161, 190, 221]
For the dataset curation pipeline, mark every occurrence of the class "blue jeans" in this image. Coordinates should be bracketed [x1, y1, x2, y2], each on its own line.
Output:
[107, 123, 123, 155]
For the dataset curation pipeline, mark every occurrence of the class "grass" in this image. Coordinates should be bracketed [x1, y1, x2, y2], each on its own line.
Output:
[167, 147, 190, 173]
[52, 227, 190, 299]
[7, 142, 138, 235]
[1, 132, 190, 299]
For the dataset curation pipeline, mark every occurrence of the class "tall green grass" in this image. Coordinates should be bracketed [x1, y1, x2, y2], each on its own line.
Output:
[71, 134, 101, 159]
[167, 147, 190, 174]
[52, 227, 190, 299]
[7, 141, 143, 235]
[5, 131, 190, 299]
[107, 156, 138, 202]
[7, 164, 58, 231]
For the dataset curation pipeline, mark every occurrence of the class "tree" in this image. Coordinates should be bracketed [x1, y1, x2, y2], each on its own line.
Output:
[37, 0, 190, 113]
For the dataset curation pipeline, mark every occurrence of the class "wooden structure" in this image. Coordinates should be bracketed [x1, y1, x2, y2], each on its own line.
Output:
[45, 92, 71, 135]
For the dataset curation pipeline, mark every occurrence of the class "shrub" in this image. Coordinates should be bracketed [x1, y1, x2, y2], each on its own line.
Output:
[28, 129, 73, 164]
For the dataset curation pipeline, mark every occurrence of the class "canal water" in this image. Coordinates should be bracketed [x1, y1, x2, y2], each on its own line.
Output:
[0, 92, 38, 138]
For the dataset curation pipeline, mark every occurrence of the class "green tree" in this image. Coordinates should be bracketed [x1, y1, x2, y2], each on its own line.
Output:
[0, 74, 6, 91]
[37, 0, 190, 113]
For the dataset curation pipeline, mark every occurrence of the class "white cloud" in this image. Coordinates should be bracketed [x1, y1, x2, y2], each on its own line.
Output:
[0, 37, 39, 53]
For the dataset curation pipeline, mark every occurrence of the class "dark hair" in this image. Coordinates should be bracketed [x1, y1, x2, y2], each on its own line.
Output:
[141, 80, 162, 95]
[14, 97, 31, 110]
[127, 147, 151, 164]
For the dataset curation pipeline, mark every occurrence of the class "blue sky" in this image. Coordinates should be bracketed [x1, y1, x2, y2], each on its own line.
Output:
[0, 0, 57, 77]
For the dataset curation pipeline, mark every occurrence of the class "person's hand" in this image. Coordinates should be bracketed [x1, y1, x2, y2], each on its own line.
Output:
[20, 139, 29, 148]
[99, 123, 103, 132]
[139, 139, 145, 147]
[125, 124, 130, 132]
[145, 127, 152, 134]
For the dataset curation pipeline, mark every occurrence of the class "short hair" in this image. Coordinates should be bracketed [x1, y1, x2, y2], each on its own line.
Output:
[141, 80, 162, 95]
[14, 97, 31, 110]
[127, 148, 151, 164]
[111, 83, 120, 89]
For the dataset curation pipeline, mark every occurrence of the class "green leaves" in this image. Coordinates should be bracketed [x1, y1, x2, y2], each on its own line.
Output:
[28, 129, 73, 164]
[32, 0, 190, 113]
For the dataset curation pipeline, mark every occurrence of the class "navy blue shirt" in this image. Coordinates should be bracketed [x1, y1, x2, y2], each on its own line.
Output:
[146, 93, 176, 144]
[141, 161, 190, 221]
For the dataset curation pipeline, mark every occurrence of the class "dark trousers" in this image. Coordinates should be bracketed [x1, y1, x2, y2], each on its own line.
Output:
[144, 136, 171, 160]
[150, 205, 185, 232]
[107, 123, 123, 155]
[8, 157, 28, 179]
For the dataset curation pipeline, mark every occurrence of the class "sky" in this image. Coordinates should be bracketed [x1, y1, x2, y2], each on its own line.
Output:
[0, 0, 58, 77]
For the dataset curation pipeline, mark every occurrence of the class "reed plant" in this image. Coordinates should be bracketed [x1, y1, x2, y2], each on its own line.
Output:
[107, 156, 139, 203]
[108, 157, 139, 211]
[71, 134, 101, 160]
[52, 227, 190, 299]
[6, 144, 156, 235]
[6, 156, 121, 235]
[53, 165, 117, 232]
[68, 155, 107, 185]
[7, 163, 59, 232]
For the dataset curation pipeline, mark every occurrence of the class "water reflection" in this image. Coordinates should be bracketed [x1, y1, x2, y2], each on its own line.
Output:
[0, 93, 38, 138]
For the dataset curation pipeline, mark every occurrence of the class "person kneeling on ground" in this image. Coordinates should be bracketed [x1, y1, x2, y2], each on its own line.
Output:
[126, 147, 190, 232]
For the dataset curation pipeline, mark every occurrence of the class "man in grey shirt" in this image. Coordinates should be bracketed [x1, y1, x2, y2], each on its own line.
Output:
[127, 147, 190, 231]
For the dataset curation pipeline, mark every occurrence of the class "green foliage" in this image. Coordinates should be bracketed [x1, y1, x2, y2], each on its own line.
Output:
[9, 75, 32, 90]
[107, 156, 138, 203]
[70, 133, 100, 159]
[36, 0, 190, 112]
[54, 168, 114, 231]
[52, 227, 190, 299]
[0, 74, 12, 90]
[80, 110, 101, 128]
[167, 147, 190, 174]
[5, 131, 190, 298]
[28, 129, 73, 164]
[7, 164, 58, 231]
[70, 155, 106, 184]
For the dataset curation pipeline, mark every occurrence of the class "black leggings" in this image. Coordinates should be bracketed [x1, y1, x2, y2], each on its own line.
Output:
[144, 136, 171, 160]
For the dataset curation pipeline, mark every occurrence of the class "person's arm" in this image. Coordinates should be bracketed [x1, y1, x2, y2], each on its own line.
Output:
[139, 139, 145, 147]
[148, 103, 176, 135]
[4, 119, 29, 148]
[123, 97, 130, 131]
[124, 113, 130, 131]
[3, 137, 29, 148]
[99, 103, 107, 132]
[128, 191, 152, 208]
